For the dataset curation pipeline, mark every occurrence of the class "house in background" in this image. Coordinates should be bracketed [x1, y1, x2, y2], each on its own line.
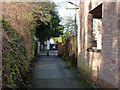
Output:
[78, 0, 119, 88]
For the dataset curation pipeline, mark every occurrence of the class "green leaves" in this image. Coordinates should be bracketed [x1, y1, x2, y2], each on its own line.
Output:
[9, 72, 15, 83]
[25, 13, 34, 21]
[33, 2, 64, 42]
[2, 17, 32, 88]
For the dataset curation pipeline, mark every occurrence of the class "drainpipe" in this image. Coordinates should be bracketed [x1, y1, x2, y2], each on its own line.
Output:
[75, 0, 77, 34]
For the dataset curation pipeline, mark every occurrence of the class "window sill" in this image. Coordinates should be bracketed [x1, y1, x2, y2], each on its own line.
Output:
[87, 48, 101, 53]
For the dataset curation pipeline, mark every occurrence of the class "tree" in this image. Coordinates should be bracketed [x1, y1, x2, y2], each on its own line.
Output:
[32, 2, 64, 42]
[63, 16, 77, 38]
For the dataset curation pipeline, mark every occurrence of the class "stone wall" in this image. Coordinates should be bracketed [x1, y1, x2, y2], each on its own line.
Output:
[78, 1, 119, 88]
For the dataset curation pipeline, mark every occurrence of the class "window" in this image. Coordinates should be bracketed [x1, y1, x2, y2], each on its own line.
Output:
[93, 19, 102, 49]
[87, 3, 102, 51]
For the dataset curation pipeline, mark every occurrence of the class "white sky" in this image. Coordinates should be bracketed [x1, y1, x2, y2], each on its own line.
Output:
[51, 0, 79, 25]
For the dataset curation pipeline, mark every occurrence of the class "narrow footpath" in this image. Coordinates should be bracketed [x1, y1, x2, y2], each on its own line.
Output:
[32, 50, 84, 88]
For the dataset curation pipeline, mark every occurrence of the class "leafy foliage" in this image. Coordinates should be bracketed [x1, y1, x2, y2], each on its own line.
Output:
[2, 2, 35, 88]
[1, 2, 63, 88]
[63, 17, 78, 38]
[2, 17, 33, 88]
[34, 2, 64, 42]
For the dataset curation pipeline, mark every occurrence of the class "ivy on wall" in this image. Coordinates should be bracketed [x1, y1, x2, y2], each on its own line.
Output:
[1, 2, 63, 88]
[2, 16, 34, 88]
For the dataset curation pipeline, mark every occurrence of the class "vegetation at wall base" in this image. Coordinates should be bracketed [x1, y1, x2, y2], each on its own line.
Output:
[61, 57, 96, 89]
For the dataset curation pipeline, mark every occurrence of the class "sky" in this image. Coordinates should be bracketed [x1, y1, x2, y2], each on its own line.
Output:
[50, 0, 79, 25]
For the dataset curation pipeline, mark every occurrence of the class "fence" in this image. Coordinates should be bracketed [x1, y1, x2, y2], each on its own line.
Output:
[58, 35, 77, 68]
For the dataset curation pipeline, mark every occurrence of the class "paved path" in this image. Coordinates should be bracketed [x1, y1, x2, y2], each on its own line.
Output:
[32, 55, 84, 88]
[40, 50, 58, 56]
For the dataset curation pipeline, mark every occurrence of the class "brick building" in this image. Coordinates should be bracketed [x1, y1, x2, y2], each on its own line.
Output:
[0, 25, 1, 89]
[78, 0, 119, 88]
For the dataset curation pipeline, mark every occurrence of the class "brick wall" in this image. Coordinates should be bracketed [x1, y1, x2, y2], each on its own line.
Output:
[58, 42, 63, 56]
[0, 31, 2, 89]
[34, 41, 38, 56]
[0, 2, 2, 89]
[118, 1, 120, 89]
[0, 30, 2, 89]
[78, 1, 119, 88]
[101, 2, 118, 87]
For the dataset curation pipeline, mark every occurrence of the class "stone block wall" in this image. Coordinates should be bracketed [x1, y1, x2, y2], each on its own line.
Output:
[78, 1, 119, 88]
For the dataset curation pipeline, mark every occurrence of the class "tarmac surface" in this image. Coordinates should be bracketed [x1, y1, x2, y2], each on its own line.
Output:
[32, 50, 84, 88]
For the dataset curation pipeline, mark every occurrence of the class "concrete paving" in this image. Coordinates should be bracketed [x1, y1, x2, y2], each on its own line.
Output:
[32, 54, 84, 88]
